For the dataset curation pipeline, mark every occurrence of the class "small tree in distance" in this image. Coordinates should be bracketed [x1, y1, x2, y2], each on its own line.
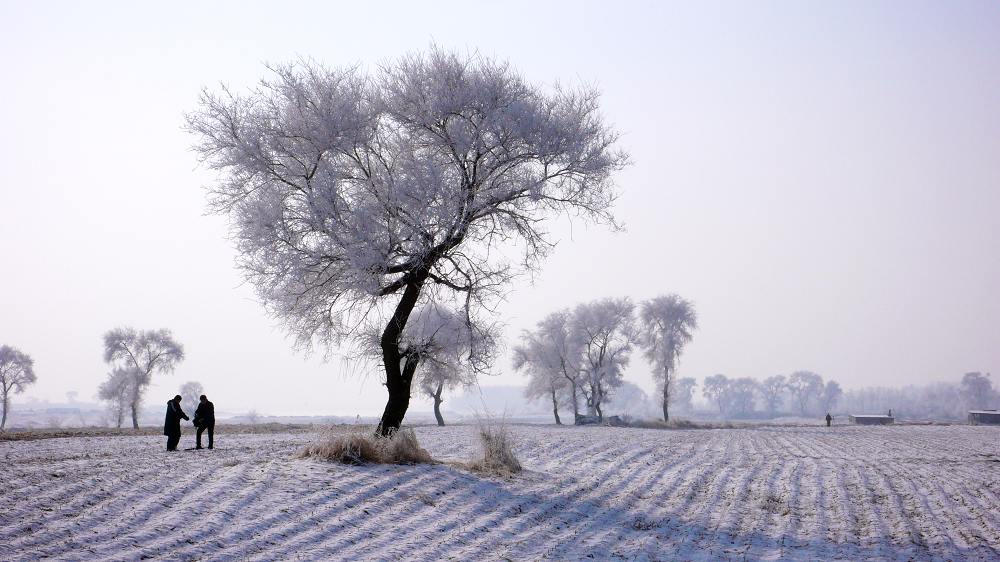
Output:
[703, 374, 730, 415]
[672, 377, 698, 413]
[761, 375, 787, 417]
[573, 298, 637, 421]
[103, 328, 185, 428]
[821, 380, 843, 413]
[786, 371, 824, 416]
[188, 47, 629, 435]
[515, 330, 571, 425]
[638, 294, 698, 421]
[98, 367, 135, 428]
[398, 304, 496, 426]
[0, 345, 37, 431]
[180, 381, 205, 412]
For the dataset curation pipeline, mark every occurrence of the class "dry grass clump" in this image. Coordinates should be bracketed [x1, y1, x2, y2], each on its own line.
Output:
[468, 421, 522, 476]
[298, 427, 433, 465]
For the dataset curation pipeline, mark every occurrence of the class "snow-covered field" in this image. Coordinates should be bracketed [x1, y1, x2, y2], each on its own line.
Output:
[2, 424, 998, 561]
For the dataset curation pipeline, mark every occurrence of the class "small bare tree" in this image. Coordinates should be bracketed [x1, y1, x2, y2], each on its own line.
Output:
[398, 304, 496, 426]
[786, 371, 824, 416]
[821, 380, 843, 413]
[572, 298, 637, 421]
[702, 374, 730, 415]
[672, 377, 697, 413]
[728, 377, 760, 416]
[179, 381, 205, 411]
[103, 328, 185, 428]
[638, 295, 698, 421]
[188, 48, 628, 435]
[97, 367, 136, 429]
[760, 375, 786, 417]
[514, 331, 570, 425]
[0, 345, 37, 431]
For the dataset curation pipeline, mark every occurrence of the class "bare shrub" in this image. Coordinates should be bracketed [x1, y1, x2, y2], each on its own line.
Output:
[468, 420, 522, 476]
[299, 427, 432, 465]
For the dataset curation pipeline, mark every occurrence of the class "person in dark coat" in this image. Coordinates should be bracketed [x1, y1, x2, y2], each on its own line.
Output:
[193, 394, 215, 450]
[825, 413, 833, 427]
[164, 395, 189, 451]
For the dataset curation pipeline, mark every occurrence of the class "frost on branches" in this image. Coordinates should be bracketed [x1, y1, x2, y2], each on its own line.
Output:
[398, 304, 498, 426]
[637, 295, 697, 422]
[188, 48, 628, 434]
[0, 345, 37, 431]
[101, 328, 185, 429]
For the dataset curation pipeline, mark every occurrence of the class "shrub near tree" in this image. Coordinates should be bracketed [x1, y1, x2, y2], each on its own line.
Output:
[188, 47, 629, 435]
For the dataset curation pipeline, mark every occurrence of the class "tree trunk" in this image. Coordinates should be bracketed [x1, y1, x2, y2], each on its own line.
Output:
[569, 382, 579, 418]
[376, 277, 426, 436]
[662, 367, 671, 422]
[1, 391, 8, 430]
[550, 388, 562, 425]
[130, 402, 139, 429]
[433, 382, 445, 426]
[662, 385, 670, 422]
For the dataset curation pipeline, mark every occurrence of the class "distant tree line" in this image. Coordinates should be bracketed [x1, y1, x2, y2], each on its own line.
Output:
[514, 294, 698, 424]
[839, 372, 997, 421]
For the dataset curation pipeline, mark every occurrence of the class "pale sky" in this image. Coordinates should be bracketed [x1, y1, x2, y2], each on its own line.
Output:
[2, 1, 998, 416]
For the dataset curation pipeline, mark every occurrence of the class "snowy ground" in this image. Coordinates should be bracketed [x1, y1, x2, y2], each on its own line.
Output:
[2, 424, 998, 561]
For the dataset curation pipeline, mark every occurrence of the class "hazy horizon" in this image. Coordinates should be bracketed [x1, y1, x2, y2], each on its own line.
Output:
[2, 1, 998, 417]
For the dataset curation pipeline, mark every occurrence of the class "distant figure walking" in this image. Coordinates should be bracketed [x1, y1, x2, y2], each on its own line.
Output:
[164, 395, 189, 451]
[888, 408, 893, 418]
[193, 395, 215, 450]
[825, 413, 832, 427]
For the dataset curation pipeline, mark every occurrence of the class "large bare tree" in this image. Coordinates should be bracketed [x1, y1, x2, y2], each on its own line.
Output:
[0, 345, 37, 431]
[103, 328, 185, 428]
[188, 48, 628, 434]
[638, 294, 697, 421]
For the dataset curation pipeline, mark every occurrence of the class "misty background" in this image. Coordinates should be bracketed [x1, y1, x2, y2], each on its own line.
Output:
[1, 1, 998, 419]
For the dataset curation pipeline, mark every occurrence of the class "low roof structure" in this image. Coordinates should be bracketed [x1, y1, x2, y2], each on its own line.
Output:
[849, 414, 894, 425]
[968, 410, 1000, 425]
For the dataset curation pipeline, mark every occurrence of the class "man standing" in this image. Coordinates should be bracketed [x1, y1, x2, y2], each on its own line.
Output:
[193, 394, 215, 449]
[825, 412, 833, 427]
[164, 395, 189, 451]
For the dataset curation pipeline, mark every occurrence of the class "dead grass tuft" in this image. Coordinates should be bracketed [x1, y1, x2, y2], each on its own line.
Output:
[467, 420, 522, 476]
[298, 427, 433, 465]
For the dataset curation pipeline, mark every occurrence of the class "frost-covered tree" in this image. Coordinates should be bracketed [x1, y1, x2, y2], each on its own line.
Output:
[760, 375, 786, 417]
[398, 304, 495, 426]
[572, 298, 637, 421]
[638, 295, 697, 421]
[820, 380, 843, 413]
[179, 381, 205, 412]
[103, 328, 185, 428]
[672, 377, 697, 413]
[514, 330, 570, 425]
[0, 345, 36, 430]
[728, 377, 760, 416]
[960, 372, 995, 410]
[702, 374, 730, 414]
[98, 367, 135, 428]
[787, 371, 824, 416]
[188, 48, 628, 435]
